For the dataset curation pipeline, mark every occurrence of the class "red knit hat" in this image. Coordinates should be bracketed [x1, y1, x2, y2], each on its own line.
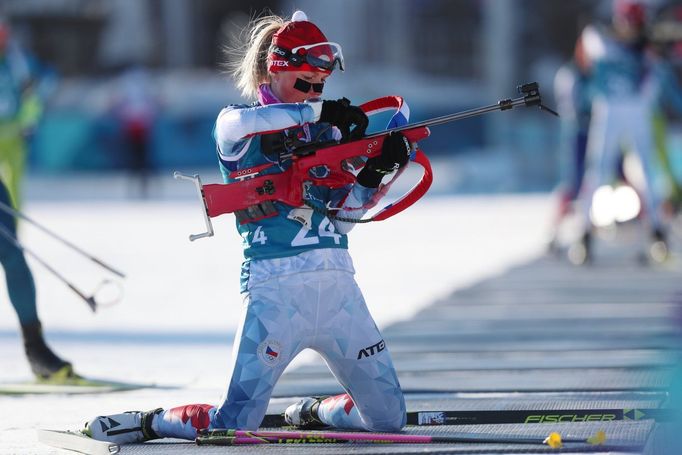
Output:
[269, 11, 343, 74]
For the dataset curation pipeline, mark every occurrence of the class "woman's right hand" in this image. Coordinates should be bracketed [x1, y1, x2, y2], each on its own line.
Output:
[320, 98, 369, 141]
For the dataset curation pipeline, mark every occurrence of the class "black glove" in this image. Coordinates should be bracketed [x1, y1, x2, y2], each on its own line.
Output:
[320, 98, 368, 141]
[356, 132, 411, 188]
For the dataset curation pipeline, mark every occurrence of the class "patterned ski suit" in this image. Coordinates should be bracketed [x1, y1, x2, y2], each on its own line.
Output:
[154, 88, 407, 438]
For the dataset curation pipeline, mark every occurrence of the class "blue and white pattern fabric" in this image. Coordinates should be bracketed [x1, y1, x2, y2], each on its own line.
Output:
[153, 258, 405, 436]
[153, 89, 409, 436]
[214, 101, 356, 266]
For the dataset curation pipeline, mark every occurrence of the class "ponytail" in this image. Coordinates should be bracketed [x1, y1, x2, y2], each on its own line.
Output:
[226, 13, 286, 100]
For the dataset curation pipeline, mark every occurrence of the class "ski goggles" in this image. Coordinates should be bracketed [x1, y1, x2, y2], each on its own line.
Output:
[271, 42, 345, 72]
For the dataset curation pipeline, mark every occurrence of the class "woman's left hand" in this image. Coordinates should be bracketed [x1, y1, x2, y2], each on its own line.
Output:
[320, 98, 369, 141]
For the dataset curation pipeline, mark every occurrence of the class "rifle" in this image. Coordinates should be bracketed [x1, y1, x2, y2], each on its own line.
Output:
[176, 82, 557, 241]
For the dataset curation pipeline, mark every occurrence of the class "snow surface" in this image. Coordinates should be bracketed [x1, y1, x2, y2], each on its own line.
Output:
[0, 177, 552, 454]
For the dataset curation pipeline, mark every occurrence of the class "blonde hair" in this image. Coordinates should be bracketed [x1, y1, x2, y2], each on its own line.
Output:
[226, 13, 287, 100]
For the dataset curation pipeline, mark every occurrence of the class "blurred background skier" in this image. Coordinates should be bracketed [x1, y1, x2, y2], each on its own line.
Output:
[0, 19, 45, 209]
[0, 20, 74, 381]
[548, 34, 593, 254]
[650, 3, 682, 217]
[0, 178, 75, 381]
[573, 0, 682, 264]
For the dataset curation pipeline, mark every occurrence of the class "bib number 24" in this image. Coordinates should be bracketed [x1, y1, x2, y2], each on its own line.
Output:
[251, 219, 341, 247]
[291, 218, 341, 246]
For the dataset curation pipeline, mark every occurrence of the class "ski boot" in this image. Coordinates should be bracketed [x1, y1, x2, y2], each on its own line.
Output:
[21, 321, 74, 381]
[546, 235, 564, 258]
[648, 229, 669, 264]
[568, 231, 592, 266]
[284, 396, 327, 428]
[84, 408, 163, 444]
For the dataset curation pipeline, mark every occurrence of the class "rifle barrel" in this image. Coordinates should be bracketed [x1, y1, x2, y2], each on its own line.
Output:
[367, 95, 529, 138]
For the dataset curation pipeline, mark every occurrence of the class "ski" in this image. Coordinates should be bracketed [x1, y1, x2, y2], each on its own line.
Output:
[406, 408, 675, 426]
[195, 428, 607, 448]
[37, 429, 119, 455]
[0, 376, 158, 395]
[260, 407, 675, 427]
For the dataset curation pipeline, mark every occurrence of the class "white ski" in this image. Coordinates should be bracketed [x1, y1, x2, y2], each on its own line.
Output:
[37, 429, 119, 455]
[0, 378, 157, 395]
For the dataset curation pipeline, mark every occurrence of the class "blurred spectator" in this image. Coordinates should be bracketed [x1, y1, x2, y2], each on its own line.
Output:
[111, 65, 158, 198]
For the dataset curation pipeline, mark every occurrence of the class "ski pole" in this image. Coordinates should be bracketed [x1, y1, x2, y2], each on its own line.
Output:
[0, 200, 125, 278]
[196, 429, 607, 448]
[0, 223, 123, 312]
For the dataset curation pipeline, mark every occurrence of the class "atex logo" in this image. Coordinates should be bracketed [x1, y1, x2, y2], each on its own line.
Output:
[357, 339, 385, 359]
[271, 60, 289, 67]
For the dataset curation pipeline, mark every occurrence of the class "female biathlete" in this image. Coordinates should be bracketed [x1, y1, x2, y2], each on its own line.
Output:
[84, 10, 412, 442]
